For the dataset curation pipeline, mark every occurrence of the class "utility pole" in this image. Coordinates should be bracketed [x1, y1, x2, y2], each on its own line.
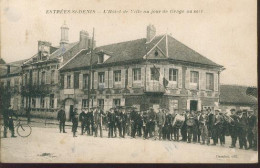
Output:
[88, 28, 95, 111]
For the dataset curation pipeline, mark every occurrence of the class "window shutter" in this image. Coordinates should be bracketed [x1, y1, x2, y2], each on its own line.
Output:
[186, 100, 190, 110]
[185, 69, 190, 89]
[105, 71, 109, 88]
[54, 70, 58, 84]
[141, 67, 145, 87]
[198, 100, 202, 111]
[36, 97, 40, 108]
[109, 71, 113, 88]
[159, 67, 164, 83]
[146, 67, 150, 88]
[200, 71, 206, 90]
[79, 73, 83, 89]
[46, 71, 50, 84]
[214, 73, 218, 91]
[121, 69, 125, 88]
[94, 72, 98, 89]
[121, 98, 125, 106]
[178, 68, 182, 88]
[165, 67, 169, 81]
[128, 68, 132, 88]
[45, 97, 49, 108]
[38, 71, 42, 85]
[64, 75, 67, 88]
[54, 98, 58, 108]
[71, 74, 74, 88]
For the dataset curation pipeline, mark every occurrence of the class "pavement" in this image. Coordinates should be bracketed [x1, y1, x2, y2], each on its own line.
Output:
[0, 121, 258, 163]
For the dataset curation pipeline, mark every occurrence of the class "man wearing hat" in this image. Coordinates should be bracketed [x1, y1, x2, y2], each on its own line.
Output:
[120, 107, 128, 138]
[107, 107, 116, 138]
[198, 109, 209, 145]
[229, 108, 239, 148]
[237, 110, 248, 149]
[147, 107, 156, 138]
[247, 109, 256, 150]
[130, 107, 139, 138]
[57, 106, 67, 133]
[79, 108, 87, 135]
[212, 109, 224, 146]
[71, 108, 79, 137]
[180, 110, 188, 142]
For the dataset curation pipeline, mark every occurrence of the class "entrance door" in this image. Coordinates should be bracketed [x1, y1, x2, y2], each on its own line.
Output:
[190, 100, 198, 111]
[65, 99, 74, 121]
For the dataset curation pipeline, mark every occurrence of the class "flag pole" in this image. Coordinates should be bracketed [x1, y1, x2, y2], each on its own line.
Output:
[88, 28, 94, 111]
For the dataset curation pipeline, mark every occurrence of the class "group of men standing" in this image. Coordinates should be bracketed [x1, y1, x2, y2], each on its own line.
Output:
[56, 106, 257, 151]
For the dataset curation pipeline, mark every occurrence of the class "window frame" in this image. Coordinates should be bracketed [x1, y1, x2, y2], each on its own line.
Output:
[113, 99, 121, 107]
[150, 67, 160, 81]
[114, 70, 121, 83]
[51, 70, 55, 84]
[133, 68, 141, 81]
[83, 74, 89, 89]
[206, 73, 214, 91]
[82, 99, 89, 108]
[49, 94, 54, 109]
[98, 99, 104, 109]
[98, 72, 105, 84]
[67, 75, 71, 88]
[169, 68, 178, 83]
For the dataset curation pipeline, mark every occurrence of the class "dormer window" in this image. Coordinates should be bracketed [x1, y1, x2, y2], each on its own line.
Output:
[98, 55, 104, 64]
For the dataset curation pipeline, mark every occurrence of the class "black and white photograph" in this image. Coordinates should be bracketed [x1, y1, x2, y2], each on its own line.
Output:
[0, 0, 258, 164]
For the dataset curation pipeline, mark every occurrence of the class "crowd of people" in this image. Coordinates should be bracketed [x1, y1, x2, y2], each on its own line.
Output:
[57, 105, 258, 151]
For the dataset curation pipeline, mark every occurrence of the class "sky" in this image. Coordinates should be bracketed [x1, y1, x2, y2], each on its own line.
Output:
[0, 0, 257, 86]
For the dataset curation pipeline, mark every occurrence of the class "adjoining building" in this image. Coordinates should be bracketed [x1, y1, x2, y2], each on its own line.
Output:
[59, 25, 224, 119]
[19, 22, 95, 118]
[0, 59, 26, 111]
[219, 84, 258, 113]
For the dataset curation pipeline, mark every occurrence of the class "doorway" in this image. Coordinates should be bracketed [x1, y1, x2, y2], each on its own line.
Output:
[190, 100, 198, 111]
[65, 99, 74, 121]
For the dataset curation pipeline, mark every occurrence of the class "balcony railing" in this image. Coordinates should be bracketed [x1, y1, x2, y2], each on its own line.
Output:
[144, 81, 165, 93]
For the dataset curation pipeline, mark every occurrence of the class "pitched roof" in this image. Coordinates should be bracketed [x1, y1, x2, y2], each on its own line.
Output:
[220, 84, 257, 105]
[24, 42, 78, 65]
[0, 59, 28, 77]
[61, 34, 222, 71]
[0, 58, 6, 64]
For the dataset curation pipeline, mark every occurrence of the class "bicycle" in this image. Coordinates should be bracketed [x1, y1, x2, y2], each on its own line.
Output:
[1, 119, 32, 138]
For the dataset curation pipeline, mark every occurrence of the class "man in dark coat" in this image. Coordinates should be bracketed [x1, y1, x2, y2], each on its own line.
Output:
[237, 110, 248, 149]
[147, 107, 156, 138]
[71, 108, 79, 137]
[212, 109, 225, 146]
[121, 107, 128, 138]
[130, 107, 139, 138]
[79, 108, 87, 135]
[229, 108, 239, 148]
[187, 110, 195, 143]
[57, 106, 67, 133]
[180, 110, 188, 142]
[3, 106, 18, 138]
[164, 109, 173, 141]
[247, 110, 256, 149]
[142, 110, 149, 139]
[107, 108, 116, 138]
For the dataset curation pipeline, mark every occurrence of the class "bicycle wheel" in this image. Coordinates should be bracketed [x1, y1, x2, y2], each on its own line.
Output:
[17, 124, 32, 137]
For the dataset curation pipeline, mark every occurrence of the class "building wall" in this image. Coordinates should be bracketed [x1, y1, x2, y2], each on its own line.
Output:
[60, 62, 220, 113]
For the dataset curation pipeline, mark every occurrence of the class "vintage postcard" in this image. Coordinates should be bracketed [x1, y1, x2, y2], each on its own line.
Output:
[0, 0, 258, 164]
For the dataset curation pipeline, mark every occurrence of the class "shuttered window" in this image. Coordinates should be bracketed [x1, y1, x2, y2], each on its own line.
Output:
[113, 99, 121, 107]
[50, 94, 54, 108]
[67, 75, 71, 88]
[60, 74, 64, 89]
[133, 68, 141, 81]
[98, 99, 104, 109]
[83, 74, 89, 89]
[82, 99, 89, 108]
[51, 70, 55, 84]
[41, 72, 46, 84]
[151, 67, 160, 81]
[206, 73, 214, 90]
[98, 72, 105, 84]
[190, 71, 199, 84]
[114, 70, 121, 82]
[74, 73, 79, 89]
[169, 68, 178, 82]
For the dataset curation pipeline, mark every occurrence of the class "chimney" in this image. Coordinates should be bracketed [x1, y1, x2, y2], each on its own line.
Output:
[79, 30, 89, 50]
[146, 24, 156, 43]
[60, 21, 69, 46]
